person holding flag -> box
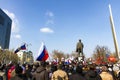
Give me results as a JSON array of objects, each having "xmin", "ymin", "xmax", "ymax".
[{"xmin": 32, "ymin": 42, "xmax": 49, "ymax": 80}]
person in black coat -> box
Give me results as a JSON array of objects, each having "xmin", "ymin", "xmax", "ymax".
[
  {"xmin": 85, "ymin": 65, "xmax": 102, "ymax": 80},
  {"xmin": 69, "ymin": 65, "xmax": 86, "ymax": 80},
  {"xmin": 10, "ymin": 65, "xmax": 24, "ymax": 80}
]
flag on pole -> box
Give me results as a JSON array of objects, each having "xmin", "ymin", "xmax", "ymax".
[
  {"xmin": 14, "ymin": 48, "xmax": 20, "ymax": 53},
  {"xmin": 20, "ymin": 44, "xmax": 26, "ymax": 50},
  {"xmin": 36, "ymin": 42, "xmax": 49, "ymax": 61},
  {"xmin": 14, "ymin": 44, "xmax": 26, "ymax": 53}
]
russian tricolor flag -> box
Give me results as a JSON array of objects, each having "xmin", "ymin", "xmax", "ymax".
[
  {"xmin": 36, "ymin": 42, "xmax": 49, "ymax": 61},
  {"xmin": 20, "ymin": 44, "xmax": 26, "ymax": 50},
  {"xmin": 14, "ymin": 44, "xmax": 26, "ymax": 53}
]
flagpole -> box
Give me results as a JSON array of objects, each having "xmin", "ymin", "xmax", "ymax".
[
  {"xmin": 109, "ymin": 4, "xmax": 120, "ymax": 60},
  {"xmin": 48, "ymin": 53, "xmax": 52, "ymax": 62}
]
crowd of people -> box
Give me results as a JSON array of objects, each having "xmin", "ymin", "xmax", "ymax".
[{"xmin": 0, "ymin": 60, "xmax": 120, "ymax": 80}]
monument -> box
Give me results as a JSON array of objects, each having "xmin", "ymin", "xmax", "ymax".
[
  {"xmin": 109, "ymin": 4, "xmax": 120, "ymax": 60},
  {"xmin": 76, "ymin": 39, "xmax": 84, "ymax": 61}
]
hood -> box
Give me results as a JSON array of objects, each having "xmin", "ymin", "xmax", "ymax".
[{"xmin": 36, "ymin": 66, "xmax": 46, "ymax": 73}]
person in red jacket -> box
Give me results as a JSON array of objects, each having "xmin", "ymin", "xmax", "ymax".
[{"xmin": 8, "ymin": 66, "xmax": 15, "ymax": 80}]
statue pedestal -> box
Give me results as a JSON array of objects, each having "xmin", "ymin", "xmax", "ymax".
[
  {"xmin": 76, "ymin": 52, "xmax": 84, "ymax": 62},
  {"xmin": 78, "ymin": 56, "xmax": 84, "ymax": 62},
  {"xmin": 78, "ymin": 57, "xmax": 83, "ymax": 61}
]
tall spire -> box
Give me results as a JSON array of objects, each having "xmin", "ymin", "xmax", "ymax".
[{"xmin": 109, "ymin": 4, "xmax": 120, "ymax": 59}]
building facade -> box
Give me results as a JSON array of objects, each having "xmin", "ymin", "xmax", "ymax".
[
  {"xmin": 0, "ymin": 8, "xmax": 12, "ymax": 49},
  {"xmin": 17, "ymin": 51, "xmax": 34, "ymax": 64}
]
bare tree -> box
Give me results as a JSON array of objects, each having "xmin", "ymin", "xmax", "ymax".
[
  {"xmin": 0, "ymin": 49, "xmax": 19, "ymax": 64},
  {"xmin": 92, "ymin": 45, "xmax": 111, "ymax": 64},
  {"xmin": 52, "ymin": 50, "xmax": 65, "ymax": 62}
]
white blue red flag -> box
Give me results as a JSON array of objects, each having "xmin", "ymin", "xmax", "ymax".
[
  {"xmin": 14, "ymin": 44, "xmax": 26, "ymax": 53},
  {"xmin": 36, "ymin": 42, "xmax": 49, "ymax": 61}
]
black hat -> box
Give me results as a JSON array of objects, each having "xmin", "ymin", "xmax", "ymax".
[
  {"xmin": 41, "ymin": 61, "xmax": 47, "ymax": 67},
  {"xmin": 15, "ymin": 65, "xmax": 23, "ymax": 74}
]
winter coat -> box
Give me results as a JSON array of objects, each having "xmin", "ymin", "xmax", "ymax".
[
  {"xmin": 10, "ymin": 74, "xmax": 24, "ymax": 80},
  {"xmin": 32, "ymin": 66, "xmax": 49, "ymax": 80},
  {"xmin": 69, "ymin": 73, "xmax": 86, "ymax": 80},
  {"xmin": 100, "ymin": 71, "xmax": 113, "ymax": 80},
  {"xmin": 51, "ymin": 69, "xmax": 68, "ymax": 80},
  {"xmin": 85, "ymin": 70, "xmax": 102, "ymax": 80}
]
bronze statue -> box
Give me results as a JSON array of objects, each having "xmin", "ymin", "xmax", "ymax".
[{"xmin": 76, "ymin": 39, "xmax": 84, "ymax": 57}]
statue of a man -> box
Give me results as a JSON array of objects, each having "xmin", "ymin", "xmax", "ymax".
[{"xmin": 76, "ymin": 39, "xmax": 84, "ymax": 56}]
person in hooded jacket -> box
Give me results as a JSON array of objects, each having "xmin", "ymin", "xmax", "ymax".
[
  {"xmin": 85, "ymin": 65, "xmax": 102, "ymax": 80},
  {"xmin": 32, "ymin": 61, "xmax": 49, "ymax": 80}
]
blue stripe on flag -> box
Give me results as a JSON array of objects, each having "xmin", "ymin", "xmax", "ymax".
[{"xmin": 36, "ymin": 48, "xmax": 45, "ymax": 61}]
